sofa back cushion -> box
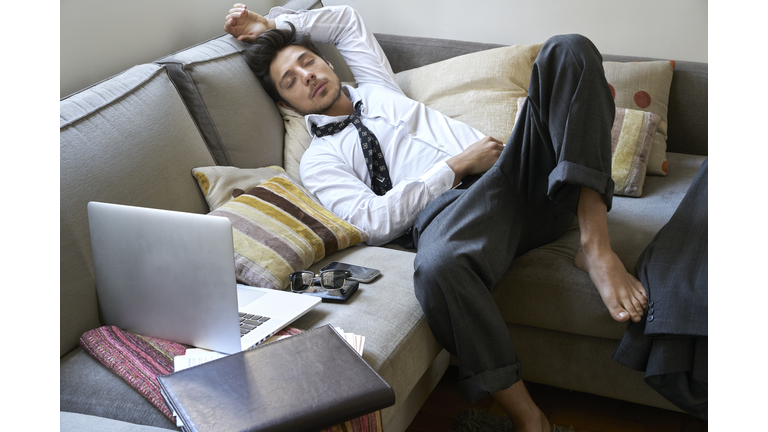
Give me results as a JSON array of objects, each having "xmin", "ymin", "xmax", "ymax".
[
  {"xmin": 156, "ymin": 36, "xmax": 286, "ymax": 168},
  {"xmin": 60, "ymin": 64, "xmax": 216, "ymax": 356}
]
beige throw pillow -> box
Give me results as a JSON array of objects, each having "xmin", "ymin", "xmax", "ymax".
[
  {"xmin": 192, "ymin": 166, "xmax": 286, "ymax": 211},
  {"xmin": 279, "ymin": 105, "xmax": 312, "ymax": 185},
  {"xmin": 395, "ymin": 43, "xmax": 543, "ymax": 145}
]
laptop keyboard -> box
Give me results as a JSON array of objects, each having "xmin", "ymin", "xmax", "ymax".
[{"xmin": 239, "ymin": 313, "xmax": 271, "ymax": 337}]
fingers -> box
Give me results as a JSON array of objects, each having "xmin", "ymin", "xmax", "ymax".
[
  {"xmin": 238, "ymin": 34, "xmax": 259, "ymax": 43},
  {"xmin": 225, "ymin": 4, "xmax": 247, "ymax": 25},
  {"xmin": 225, "ymin": 10, "xmax": 244, "ymax": 23}
]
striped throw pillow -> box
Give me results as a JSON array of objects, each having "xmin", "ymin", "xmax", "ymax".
[
  {"xmin": 611, "ymin": 108, "xmax": 660, "ymax": 197},
  {"xmin": 208, "ymin": 174, "xmax": 369, "ymax": 290}
]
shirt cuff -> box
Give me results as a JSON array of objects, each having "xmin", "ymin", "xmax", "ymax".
[{"xmin": 420, "ymin": 161, "xmax": 455, "ymax": 199}]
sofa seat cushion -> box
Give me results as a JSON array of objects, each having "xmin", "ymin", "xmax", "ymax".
[
  {"xmin": 60, "ymin": 349, "xmax": 177, "ymax": 430},
  {"xmin": 492, "ymin": 152, "xmax": 707, "ymax": 340},
  {"xmin": 61, "ymin": 412, "xmax": 172, "ymax": 432},
  {"xmin": 290, "ymin": 245, "xmax": 443, "ymax": 427}
]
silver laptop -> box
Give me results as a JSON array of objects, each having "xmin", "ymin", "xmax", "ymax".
[{"xmin": 87, "ymin": 201, "xmax": 320, "ymax": 354}]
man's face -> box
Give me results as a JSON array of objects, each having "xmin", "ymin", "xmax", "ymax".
[{"xmin": 269, "ymin": 45, "xmax": 342, "ymax": 116}]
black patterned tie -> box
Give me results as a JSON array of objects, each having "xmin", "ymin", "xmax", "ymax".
[{"xmin": 311, "ymin": 100, "xmax": 393, "ymax": 196}]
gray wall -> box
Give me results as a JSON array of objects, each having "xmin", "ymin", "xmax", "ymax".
[
  {"xmin": 324, "ymin": 0, "xmax": 707, "ymax": 63},
  {"xmin": 60, "ymin": 0, "xmax": 707, "ymax": 98},
  {"xmin": 60, "ymin": 0, "xmax": 283, "ymax": 98}
]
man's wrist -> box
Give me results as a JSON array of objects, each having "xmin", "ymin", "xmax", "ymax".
[{"xmin": 445, "ymin": 156, "xmax": 467, "ymax": 188}]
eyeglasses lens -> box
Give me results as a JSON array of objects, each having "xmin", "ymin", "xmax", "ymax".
[
  {"xmin": 290, "ymin": 271, "xmax": 314, "ymax": 292},
  {"xmin": 321, "ymin": 270, "xmax": 347, "ymax": 290}
]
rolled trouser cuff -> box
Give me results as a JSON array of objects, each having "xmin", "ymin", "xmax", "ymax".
[
  {"xmin": 549, "ymin": 160, "xmax": 615, "ymax": 212},
  {"xmin": 457, "ymin": 361, "xmax": 522, "ymax": 403}
]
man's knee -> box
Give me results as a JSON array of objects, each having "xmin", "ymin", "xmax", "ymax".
[
  {"xmin": 539, "ymin": 33, "xmax": 602, "ymax": 68},
  {"xmin": 543, "ymin": 34, "xmax": 594, "ymax": 52},
  {"xmin": 412, "ymin": 249, "xmax": 453, "ymax": 305}
]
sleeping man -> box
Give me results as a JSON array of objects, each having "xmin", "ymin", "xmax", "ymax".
[{"xmin": 224, "ymin": 4, "xmax": 648, "ymax": 431}]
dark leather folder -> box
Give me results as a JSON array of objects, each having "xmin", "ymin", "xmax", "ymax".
[{"xmin": 157, "ymin": 324, "xmax": 395, "ymax": 432}]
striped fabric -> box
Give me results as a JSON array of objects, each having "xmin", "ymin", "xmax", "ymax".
[
  {"xmin": 79, "ymin": 326, "xmax": 188, "ymax": 421},
  {"xmin": 209, "ymin": 174, "xmax": 369, "ymax": 290},
  {"xmin": 79, "ymin": 326, "xmax": 382, "ymax": 431},
  {"xmin": 611, "ymin": 108, "xmax": 661, "ymax": 197}
]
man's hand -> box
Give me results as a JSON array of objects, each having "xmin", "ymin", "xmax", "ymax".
[
  {"xmin": 446, "ymin": 136, "xmax": 505, "ymax": 187},
  {"xmin": 224, "ymin": 3, "xmax": 276, "ymax": 43}
]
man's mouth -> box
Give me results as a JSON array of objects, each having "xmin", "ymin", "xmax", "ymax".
[{"xmin": 312, "ymin": 81, "xmax": 328, "ymax": 98}]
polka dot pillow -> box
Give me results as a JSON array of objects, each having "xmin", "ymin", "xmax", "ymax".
[{"xmin": 603, "ymin": 61, "xmax": 675, "ymax": 176}]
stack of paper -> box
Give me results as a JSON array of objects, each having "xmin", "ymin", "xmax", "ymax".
[{"xmin": 334, "ymin": 327, "xmax": 365, "ymax": 356}]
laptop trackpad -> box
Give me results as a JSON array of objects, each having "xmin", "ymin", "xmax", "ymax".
[{"xmin": 236, "ymin": 286, "xmax": 268, "ymax": 308}]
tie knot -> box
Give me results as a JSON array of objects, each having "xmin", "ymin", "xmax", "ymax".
[{"xmin": 311, "ymin": 101, "xmax": 366, "ymax": 138}]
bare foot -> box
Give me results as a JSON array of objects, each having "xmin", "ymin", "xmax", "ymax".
[
  {"xmin": 575, "ymin": 245, "xmax": 647, "ymax": 322},
  {"xmin": 493, "ymin": 381, "xmax": 551, "ymax": 432}
]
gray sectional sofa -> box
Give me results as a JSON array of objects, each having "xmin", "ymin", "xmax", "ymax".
[{"xmin": 60, "ymin": 0, "xmax": 707, "ymax": 430}]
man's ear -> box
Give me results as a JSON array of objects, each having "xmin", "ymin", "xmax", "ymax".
[
  {"xmin": 277, "ymin": 101, "xmax": 297, "ymax": 112},
  {"xmin": 324, "ymin": 57, "xmax": 334, "ymax": 71}
]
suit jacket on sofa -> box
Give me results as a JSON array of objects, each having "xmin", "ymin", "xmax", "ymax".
[{"xmin": 613, "ymin": 158, "xmax": 708, "ymax": 420}]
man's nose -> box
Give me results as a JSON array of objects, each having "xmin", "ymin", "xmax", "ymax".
[{"xmin": 301, "ymin": 70, "xmax": 316, "ymax": 86}]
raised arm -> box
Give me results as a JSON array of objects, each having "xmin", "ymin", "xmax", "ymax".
[
  {"xmin": 269, "ymin": 5, "xmax": 401, "ymax": 92},
  {"xmin": 224, "ymin": 3, "xmax": 275, "ymax": 43}
]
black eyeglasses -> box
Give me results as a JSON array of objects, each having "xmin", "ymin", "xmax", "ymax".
[{"xmin": 289, "ymin": 270, "xmax": 352, "ymax": 294}]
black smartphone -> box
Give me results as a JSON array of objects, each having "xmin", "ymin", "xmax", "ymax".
[{"xmin": 320, "ymin": 261, "xmax": 382, "ymax": 283}]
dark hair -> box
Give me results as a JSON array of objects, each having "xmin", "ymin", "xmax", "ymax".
[{"xmin": 243, "ymin": 22, "xmax": 325, "ymax": 104}]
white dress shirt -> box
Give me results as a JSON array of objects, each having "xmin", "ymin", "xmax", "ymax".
[{"xmin": 273, "ymin": 6, "xmax": 486, "ymax": 245}]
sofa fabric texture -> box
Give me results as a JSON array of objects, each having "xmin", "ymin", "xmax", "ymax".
[{"xmin": 60, "ymin": 1, "xmax": 707, "ymax": 430}]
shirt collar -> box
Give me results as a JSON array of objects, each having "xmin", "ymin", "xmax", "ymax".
[{"xmin": 305, "ymin": 85, "xmax": 362, "ymax": 138}]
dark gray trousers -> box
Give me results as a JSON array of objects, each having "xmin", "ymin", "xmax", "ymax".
[{"xmin": 411, "ymin": 34, "xmax": 616, "ymax": 402}]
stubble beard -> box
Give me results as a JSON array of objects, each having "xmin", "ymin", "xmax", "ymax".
[{"xmin": 294, "ymin": 78, "xmax": 343, "ymax": 117}]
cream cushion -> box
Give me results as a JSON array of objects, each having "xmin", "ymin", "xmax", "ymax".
[
  {"xmin": 192, "ymin": 165, "xmax": 285, "ymax": 210},
  {"xmin": 395, "ymin": 43, "xmax": 543, "ymax": 144},
  {"xmin": 280, "ymin": 105, "xmax": 313, "ymax": 184}
]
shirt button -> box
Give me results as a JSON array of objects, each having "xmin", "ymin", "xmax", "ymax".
[
  {"xmin": 647, "ymin": 315, "xmax": 654, "ymax": 322},
  {"xmin": 649, "ymin": 301, "xmax": 654, "ymax": 308},
  {"xmin": 648, "ymin": 308, "xmax": 654, "ymax": 314}
]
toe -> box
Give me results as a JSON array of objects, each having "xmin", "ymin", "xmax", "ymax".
[{"xmin": 613, "ymin": 308, "xmax": 630, "ymax": 323}]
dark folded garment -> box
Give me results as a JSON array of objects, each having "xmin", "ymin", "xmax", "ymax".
[{"xmin": 157, "ymin": 324, "xmax": 395, "ymax": 432}]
